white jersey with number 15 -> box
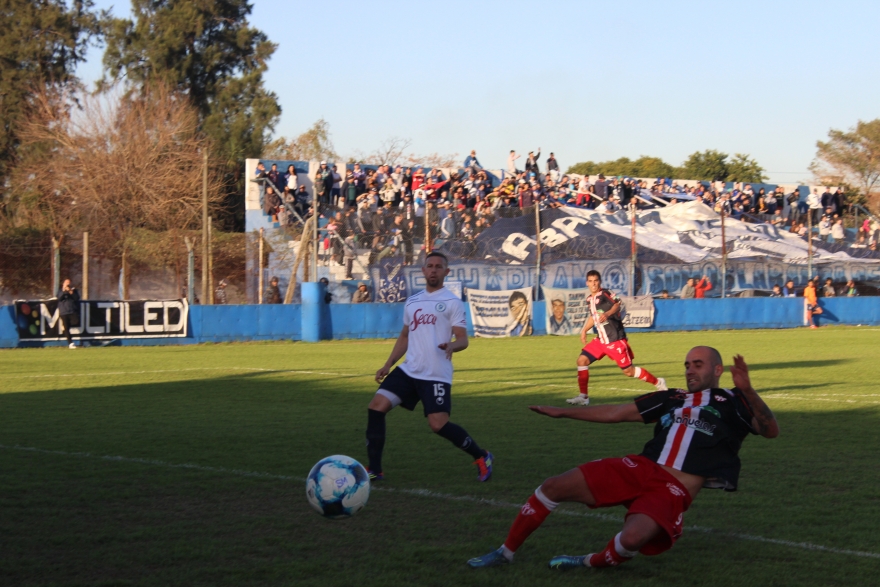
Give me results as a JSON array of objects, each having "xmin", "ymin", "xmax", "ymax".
[{"xmin": 398, "ymin": 287, "xmax": 467, "ymax": 384}]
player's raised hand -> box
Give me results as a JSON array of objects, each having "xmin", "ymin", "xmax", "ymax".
[
  {"xmin": 375, "ymin": 366, "xmax": 390, "ymax": 384},
  {"xmin": 529, "ymin": 405, "xmax": 564, "ymax": 418},
  {"xmin": 438, "ymin": 342, "xmax": 454, "ymax": 360},
  {"xmin": 729, "ymin": 354, "xmax": 752, "ymax": 390}
]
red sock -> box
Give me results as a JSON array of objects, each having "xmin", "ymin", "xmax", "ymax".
[
  {"xmin": 633, "ymin": 366, "xmax": 658, "ymax": 386},
  {"xmin": 577, "ymin": 367, "xmax": 589, "ymax": 396},
  {"xmin": 503, "ymin": 489, "xmax": 557, "ymax": 553},
  {"xmin": 588, "ymin": 533, "xmax": 637, "ymax": 568}
]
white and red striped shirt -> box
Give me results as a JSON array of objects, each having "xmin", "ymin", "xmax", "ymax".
[{"xmin": 636, "ymin": 387, "xmax": 757, "ymax": 491}]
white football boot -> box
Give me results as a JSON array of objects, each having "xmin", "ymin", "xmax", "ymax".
[{"xmin": 566, "ymin": 395, "xmax": 590, "ymax": 406}]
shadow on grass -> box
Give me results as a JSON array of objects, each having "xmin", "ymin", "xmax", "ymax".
[{"xmin": 746, "ymin": 359, "xmax": 856, "ymax": 371}]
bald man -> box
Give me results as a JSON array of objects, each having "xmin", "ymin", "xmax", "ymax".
[{"xmin": 468, "ymin": 346, "xmax": 779, "ymax": 570}]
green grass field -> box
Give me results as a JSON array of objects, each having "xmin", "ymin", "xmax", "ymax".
[{"xmin": 2, "ymin": 328, "xmax": 880, "ymax": 586}]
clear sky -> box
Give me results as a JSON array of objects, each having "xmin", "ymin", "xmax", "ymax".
[{"xmin": 77, "ymin": 0, "xmax": 880, "ymax": 183}]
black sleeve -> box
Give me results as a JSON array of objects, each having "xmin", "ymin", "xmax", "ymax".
[
  {"xmin": 634, "ymin": 390, "xmax": 675, "ymax": 423},
  {"xmin": 731, "ymin": 387, "xmax": 758, "ymax": 435}
]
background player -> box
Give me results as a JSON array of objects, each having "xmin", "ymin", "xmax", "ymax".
[
  {"xmin": 365, "ymin": 251, "xmax": 494, "ymax": 482},
  {"xmin": 468, "ymin": 347, "xmax": 779, "ymax": 570},
  {"xmin": 566, "ymin": 270, "xmax": 665, "ymax": 405}
]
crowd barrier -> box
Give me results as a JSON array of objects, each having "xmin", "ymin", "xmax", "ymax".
[{"xmin": 0, "ymin": 297, "xmax": 878, "ymax": 348}]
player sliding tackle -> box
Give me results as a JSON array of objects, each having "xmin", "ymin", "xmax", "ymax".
[
  {"xmin": 567, "ymin": 270, "xmax": 666, "ymax": 406},
  {"xmin": 468, "ymin": 347, "xmax": 778, "ymax": 570},
  {"xmin": 365, "ymin": 252, "xmax": 494, "ymax": 482}
]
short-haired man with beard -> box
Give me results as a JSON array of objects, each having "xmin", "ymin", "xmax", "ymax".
[
  {"xmin": 365, "ymin": 252, "xmax": 494, "ymax": 482},
  {"xmin": 468, "ymin": 347, "xmax": 778, "ymax": 570}
]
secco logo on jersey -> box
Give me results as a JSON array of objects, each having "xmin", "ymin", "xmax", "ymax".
[
  {"xmin": 622, "ymin": 457, "xmax": 638, "ymax": 468},
  {"xmin": 410, "ymin": 309, "xmax": 437, "ymax": 331},
  {"xmin": 667, "ymin": 483, "xmax": 686, "ymax": 497}
]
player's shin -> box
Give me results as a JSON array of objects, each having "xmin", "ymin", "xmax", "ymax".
[
  {"xmin": 501, "ymin": 487, "xmax": 558, "ymax": 558},
  {"xmin": 632, "ymin": 366, "xmax": 658, "ymax": 386},
  {"xmin": 436, "ymin": 422, "xmax": 485, "ymax": 460},
  {"xmin": 366, "ymin": 409, "xmax": 386, "ymax": 473},
  {"xmin": 587, "ymin": 533, "xmax": 638, "ymax": 568},
  {"xmin": 577, "ymin": 366, "xmax": 589, "ymax": 396}
]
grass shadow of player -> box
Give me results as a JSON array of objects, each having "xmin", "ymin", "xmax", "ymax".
[{"xmin": 746, "ymin": 358, "xmax": 854, "ymax": 371}]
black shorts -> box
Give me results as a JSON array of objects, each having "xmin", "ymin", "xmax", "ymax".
[{"xmin": 378, "ymin": 367, "xmax": 452, "ymax": 416}]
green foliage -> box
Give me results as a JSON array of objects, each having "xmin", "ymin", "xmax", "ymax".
[
  {"xmin": 811, "ymin": 119, "xmax": 880, "ymax": 204},
  {"xmin": 1, "ymin": 330, "xmax": 879, "ymax": 586},
  {"xmin": 0, "ymin": 0, "xmax": 102, "ymax": 194},
  {"xmin": 567, "ymin": 151, "xmax": 767, "ymax": 183},
  {"xmin": 566, "ymin": 156, "xmax": 676, "ymax": 178}
]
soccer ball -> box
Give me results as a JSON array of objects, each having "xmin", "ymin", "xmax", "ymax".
[{"xmin": 306, "ymin": 455, "xmax": 371, "ymax": 519}]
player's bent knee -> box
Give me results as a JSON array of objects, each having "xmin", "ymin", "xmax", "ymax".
[
  {"xmin": 622, "ymin": 366, "xmax": 635, "ymax": 377},
  {"xmin": 368, "ymin": 393, "xmax": 393, "ymax": 412},
  {"xmin": 427, "ymin": 413, "xmax": 449, "ymax": 433}
]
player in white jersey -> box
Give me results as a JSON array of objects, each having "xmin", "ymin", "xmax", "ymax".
[{"xmin": 365, "ymin": 251, "xmax": 494, "ymax": 482}]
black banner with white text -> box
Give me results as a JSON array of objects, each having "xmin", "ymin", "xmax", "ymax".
[{"xmin": 15, "ymin": 299, "xmax": 188, "ymax": 340}]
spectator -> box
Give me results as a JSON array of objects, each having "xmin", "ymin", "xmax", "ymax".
[
  {"xmin": 57, "ymin": 278, "xmax": 80, "ymax": 348},
  {"xmin": 316, "ymin": 161, "xmax": 334, "ymax": 206},
  {"xmin": 464, "ymin": 150, "xmax": 482, "ymax": 171},
  {"xmin": 284, "ymin": 164, "xmax": 298, "ymax": 193},
  {"xmin": 659, "ymin": 290, "xmax": 671, "ymax": 299},
  {"xmin": 252, "ymin": 161, "xmax": 268, "ymax": 208},
  {"xmin": 319, "ymin": 277, "xmax": 332, "ymax": 303},
  {"xmin": 807, "ymin": 188, "xmax": 822, "ymax": 225},
  {"xmin": 507, "ymin": 150, "xmax": 520, "ymax": 175},
  {"xmin": 680, "ymin": 278, "xmax": 696, "ymax": 299},
  {"xmin": 818, "ymin": 215, "xmax": 832, "ymax": 241},
  {"xmin": 546, "ymin": 152, "xmax": 559, "ymax": 182},
  {"xmin": 524, "ymin": 149, "xmax": 541, "ymax": 177},
  {"xmin": 268, "ymin": 163, "xmax": 283, "ymax": 193},
  {"xmin": 215, "ymin": 279, "xmax": 228, "ymax": 305},
  {"xmin": 822, "ymin": 278, "xmax": 836, "ymax": 297},
  {"xmin": 594, "ymin": 174, "xmax": 608, "ymax": 200},
  {"xmin": 265, "ymin": 276, "xmax": 282, "ymax": 304},
  {"xmin": 786, "ymin": 189, "xmax": 801, "ymax": 223},
  {"xmin": 331, "ymin": 164, "xmax": 342, "ymax": 207},
  {"xmin": 263, "ymin": 185, "xmax": 281, "ymax": 217},
  {"xmin": 783, "ymin": 279, "xmax": 797, "ymax": 297},
  {"xmin": 844, "ymin": 279, "xmax": 859, "ymax": 297},
  {"xmin": 694, "ymin": 275, "xmax": 712, "ymax": 298},
  {"xmin": 352, "ymin": 282, "xmax": 371, "ymax": 303},
  {"xmin": 770, "ymin": 284, "xmax": 782, "ymax": 297},
  {"xmin": 831, "ymin": 218, "xmax": 845, "ymax": 242},
  {"xmin": 343, "ymin": 235, "xmax": 357, "ymax": 279}
]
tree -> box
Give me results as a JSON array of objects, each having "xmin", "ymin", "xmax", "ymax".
[
  {"xmin": 263, "ymin": 119, "xmax": 339, "ymax": 162},
  {"xmin": 5, "ymin": 84, "xmax": 223, "ymax": 271},
  {"xmin": 677, "ymin": 149, "xmax": 766, "ymax": 183},
  {"xmin": 102, "ymin": 0, "xmax": 280, "ymax": 230},
  {"xmin": 0, "ymin": 0, "xmax": 102, "ymax": 194},
  {"xmin": 811, "ymin": 119, "xmax": 880, "ymax": 208},
  {"xmin": 567, "ymin": 156, "xmax": 676, "ymax": 178},
  {"xmin": 726, "ymin": 153, "xmax": 767, "ymax": 183}
]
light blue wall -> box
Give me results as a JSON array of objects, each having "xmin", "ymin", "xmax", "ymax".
[{"xmin": 1, "ymin": 297, "xmax": 878, "ymax": 348}]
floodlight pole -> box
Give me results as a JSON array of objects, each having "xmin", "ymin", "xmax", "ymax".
[
  {"xmin": 82, "ymin": 231, "xmax": 89, "ymax": 299},
  {"xmin": 201, "ymin": 150, "xmax": 209, "ymax": 305},
  {"xmin": 630, "ymin": 202, "xmax": 637, "ymax": 297},
  {"xmin": 258, "ymin": 227, "xmax": 264, "ymax": 303},
  {"xmin": 535, "ymin": 200, "xmax": 541, "ymax": 296},
  {"xmin": 807, "ymin": 210, "xmax": 813, "ymax": 280},
  {"xmin": 720, "ymin": 207, "xmax": 727, "ymax": 299}
]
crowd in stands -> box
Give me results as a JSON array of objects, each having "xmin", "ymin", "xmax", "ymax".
[{"xmin": 252, "ymin": 150, "xmax": 880, "ymax": 272}]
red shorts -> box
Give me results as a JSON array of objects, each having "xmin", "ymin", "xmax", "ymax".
[
  {"xmin": 581, "ymin": 338, "xmax": 634, "ymax": 369},
  {"xmin": 578, "ymin": 455, "xmax": 692, "ymax": 555}
]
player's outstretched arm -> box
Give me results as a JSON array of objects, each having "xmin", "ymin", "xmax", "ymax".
[
  {"xmin": 529, "ymin": 403, "xmax": 643, "ymax": 423},
  {"xmin": 376, "ymin": 325, "xmax": 409, "ymax": 383},
  {"xmin": 730, "ymin": 354, "xmax": 779, "ymax": 439}
]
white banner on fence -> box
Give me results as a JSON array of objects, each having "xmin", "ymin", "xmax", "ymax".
[
  {"xmin": 468, "ymin": 287, "xmax": 533, "ymax": 338},
  {"xmin": 543, "ymin": 287, "xmax": 655, "ymax": 334},
  {"xmin": 620, "ymin": 295, "xmax": 655, "ymax": 329}
]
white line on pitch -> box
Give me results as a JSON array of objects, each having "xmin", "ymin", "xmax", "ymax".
[{"xmin": 2, "ymin": 444, "xmax": 877, "ymax": 561}]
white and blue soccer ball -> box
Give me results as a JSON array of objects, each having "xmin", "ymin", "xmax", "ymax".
[{"xmin": 306, "ymin": 455, "xmax": 371, "ymax": 519}]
